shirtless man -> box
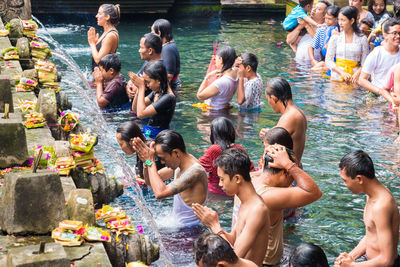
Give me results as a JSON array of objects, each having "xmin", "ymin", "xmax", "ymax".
[
  {"xmin": 259, "ymin": 77, "xmax": 307, "ymax": 163},
  {"xmin": 335, "ymin": 150, "xmax": 399, "ymax": 267},
  {"xmin": 132, "ymin": 130, "xmax": 208, "ymax": 226},
  {"xmin": 192, "ymin": 148, "xmax": 270, "ymax": 266},
  {"xmin": 234, "ymin": 139, "xmax": 322, "ymax": 266}
]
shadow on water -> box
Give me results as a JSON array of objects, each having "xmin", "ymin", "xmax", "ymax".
[
  {"xmin": 33, "ymin": 13, "xmax": 400, "ymax": 266},
  {"xmin": 32, "ymin": 15, "xmax": 174, "ymax": 266}
]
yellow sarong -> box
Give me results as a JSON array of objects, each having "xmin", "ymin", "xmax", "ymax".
[{"xmin": 335, "ymin": 58, "xmax": 359, "ymax": 76}]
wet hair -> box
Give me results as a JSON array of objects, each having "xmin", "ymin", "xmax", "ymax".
[
  {"xmin": 339, "ymin": 6, "xmax": 361, "ymax": 34},
  {"xmin": 300, "ymin": 0, "xmax": 313, "ymax": 7},
  {"xmin": 116, "ymin": 120, "xmax": 145, "ymax": 143},
  {"xmin": 194, "ymin": 233, "xmax": 239, "ymax": 266},
  {"xmin": 339, "ymin": 150, "xmax": 375, "ymax": 179},
  {"xmin": 210, "ymin": 117, "xmax": 236, "ymax": 151},
  {"xmin": 360, "ymin": 18, "xmax": 374, "ymax": 28},
  {"xmin": 100, "ymin": 4, "xmax": 120, "ymax": 26},
  {"xmin": 152, "ymin": 19, "xmax": 173, "ymax": 42},
  {"xmin": 290, "ymin": 243, "xmax": 329, "ymax": 267},
  {"xmin": 325, "ymin": 5, "xmax": 340, "ymax": 17},
  {"xmin": 143, "ymin": 33, "xmax": 162, "ymax": 55},
  {"xmin": 143, "ymin": 60, "xmax": 169, "ymax": 95},
  {"xmin": 383, "ymin": 18, "xmax": 400, "ymax": 34},
  {"xmin": 216, "ymin": 147, "xmax": 251, "ymax": 182},
  {"xmin": 318, "ymin": 0, "xmax": 332, "ymax": 8},
  {"xmin": 154, "ymin": 130, "xmax": 186, "ymax": 154},
  {"xmin": 216, "ymin": 46, "xmax": 237, "ymax": 74},
  {"xmin": 98, "ymin": 53, "xmax": 121, "ymax": 72},
  {"xmin": 241, "ymin": 52, "xmax": 258, "ymax": 72},
  {"xmin": 266, "ymin": 77, "xmax": 293, "ymax": 107},
  {"xmin": 263, "ymin": 127, "xmax": 293, "ymax": 150},
  {"xmin": 263, "ymin": 148, "xmax": 295, "ymax": 174},
  {"xmin": 368, "ymin": 0, "xmax": 387, "ymax": 14}
]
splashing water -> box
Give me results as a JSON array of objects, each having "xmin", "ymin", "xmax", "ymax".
[{"xmin": 32, "ymin": 15, "xmax": 173, "ymax": 266}]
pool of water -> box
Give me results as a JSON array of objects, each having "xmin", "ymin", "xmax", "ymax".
[{"xmin": 35, "ymin": 14, "xmax": 400, "ymax": 266}]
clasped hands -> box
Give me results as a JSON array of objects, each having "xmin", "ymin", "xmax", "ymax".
[
  {"xmin": 87, "ymin": 27, "xmax": 99, "ymax": 45},
  {"xmin": 130, "ymin": 137, "xmax": 155, "ymax": 163},
  {"xmin": 126, "ymin": 72, "xmax": 145, "ymax": 99},
  {"xmin": 334, "ymin": 252, "xmax": 354, "ymax": 267}
]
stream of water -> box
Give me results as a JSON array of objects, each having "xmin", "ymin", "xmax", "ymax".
[{"xmin": 34, "ymin": 13, "xmax": 400, "ymax": 266}]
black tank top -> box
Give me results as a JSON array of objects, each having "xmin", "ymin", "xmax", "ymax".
[{"xmin": 91, "ymin": 29, "xmax": 118, "ymax": 71}]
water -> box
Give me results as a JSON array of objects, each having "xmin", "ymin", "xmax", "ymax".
[{"xmin": 34, "ymin": 14, "xmax": 400, "ymax": 266}]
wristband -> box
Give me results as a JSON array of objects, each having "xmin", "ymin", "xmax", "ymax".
[
  {"xmin": 145, "ymin": 160, "xmax": 153, "ymax": 167},
  {"xmin": 286, "ymin": 162, "xmax": 297, "ymax": 173}
]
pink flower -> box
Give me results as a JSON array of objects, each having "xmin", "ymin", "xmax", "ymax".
[
  {"xmin": 137, "ymin": 225, "xmax": 143, "ymax": 234},
  {"xmin": 60, "ymin": 112, "xmax": 65, "ymax": 117}
]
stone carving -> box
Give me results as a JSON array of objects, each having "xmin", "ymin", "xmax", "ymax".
[{"xmin": 0, "ymin": 0, "xmax": 31, "ymax": 22}]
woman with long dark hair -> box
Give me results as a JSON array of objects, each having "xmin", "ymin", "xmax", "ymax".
[
  {"xmin": 325, "ymin": 6, "xmax": 369, "ymax": 84},
  {"xmin": 152, "ymin": 19, "xmax": 181, "ymax": 91},
  {"xmin": 88, "ymin": 4, "xmax": 120, "ymax": 71},
  {"xmin": 199, "ymin": 117, "xmax": 252, "ymax": 195},
  {"xmin": 197, "ymin": 46, "xmax": 238, "ymax": 110},
  {"xmin": 129, "ymin": 60, "xmax": 176, "ymax": 139},
  {"xmin": 116, "ymin": 121, "xmax": 147, "ymax": 178}
]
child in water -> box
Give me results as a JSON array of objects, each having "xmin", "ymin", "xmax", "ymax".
[
  {"xmin": 309, "ymin": 5, "xmax": 340, "ymax": 69},
  {"xmin": 236, "ymin": 53, "xmax": 263, "ymax": 111},
  {"xmin": 282, "ymin": 0, "xmax": 320, "ymax": 31}
]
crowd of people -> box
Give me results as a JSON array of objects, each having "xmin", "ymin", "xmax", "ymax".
[{"xmin": 87, "ymin": 2, "xmax": 400, "ymax": 267}]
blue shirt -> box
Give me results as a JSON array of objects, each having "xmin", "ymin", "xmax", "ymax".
[
  {"xmin": 282, "ymin": 5, "xmax": 308, "ymax": 31},
  {"xmin": 312, "ymin": 25, "xmax": 339, "ymax": 57}
]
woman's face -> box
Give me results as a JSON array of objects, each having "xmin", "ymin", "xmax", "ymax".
[
  {"xmin": 142, "ymin": 72, "xmax": 161, "ymax": 92},
  {"xmin": 96, "ymin": 7, "xmax": 109, "ymax": 27},
  {"xmin": 338, "ymin": 13, "xmax": 354, "ymax": 32},
  {"xmin": 215, "ymin": 55, "xmax": 223, "ymax": 70},
  {"xmin": 372, "ymin": 0, "xmax": 385, "ymax": 15},
  {"xmin": 325, "ymin": 13, "xmax": 336, "ymax": 26},
  {"xmin": 116, "ymin": 133, "xmax": 135, "ymax": 155}
]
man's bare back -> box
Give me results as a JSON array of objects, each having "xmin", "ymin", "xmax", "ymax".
[{"xmin": 277, "ymin": 104, "xmax": 307, "ymax": 162}]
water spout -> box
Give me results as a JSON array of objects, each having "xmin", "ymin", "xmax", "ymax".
[{"xmin": 32, "ymin": 15, "xmax": 173, "ymax": 266}]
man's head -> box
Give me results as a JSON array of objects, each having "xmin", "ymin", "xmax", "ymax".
[
  {"xmin": 265, "ymin": 77, "xmax": 292, "ymax": 112},
  {"xmin": 263, "ymin": 127, "xmax": 294, "ymax": 149},
  {"xmin": 300, "ymin": 0, "xmax": 314, "ymax": 12},
  {"xmin": 98, "ymin": 53, "xmax": 121, "ymax": 81},
  {"xmin": 311, "ymin": 0, "xmax": 331, "ymax": 23},
  {"xmin": 154, "ymin": 130, "xmax": 186, "ymax": 169},
  {"xmin": 339, "ymin": 150, "xmax": 375, "ymax": 194},
  {"xmin": 239, "ymin": 53, "xmax": 258, "ymax": 77},
  {"xmin": 383, "ymin": 18, "xmax": 400, "ymax": 46},
  {"xmin": 139, "ymin": 33, "xmax": 162, "ymax": 61},
  {"xmin": 216, "ymin": 148, "xmax": 251, "ymax": 196},
  {"xmin": 194, "ymin": 233, "xmax": 239, "ymax": 267}
]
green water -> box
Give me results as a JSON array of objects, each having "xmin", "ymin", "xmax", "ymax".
[{"xmin": 36, "ymin": 14, "xmax": 400, "ymax": 266}]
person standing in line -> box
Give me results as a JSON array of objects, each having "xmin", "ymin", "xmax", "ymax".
[
  {"xmin": 152, "ymin": 19, "xmax": 182, "ymax": 91},
  {"xmin": 335, "ymin": 150, "xmax": 399, "ymax": 267},
  {"xmin": 88, "ymin": 4, "xmax": 120, "ymax": 72}
]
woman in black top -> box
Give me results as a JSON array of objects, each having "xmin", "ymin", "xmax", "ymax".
[
  {"xmin": 129, "ymin": 60, "xmax": 176, "ymax": 139},
  {"xmin": 88, "ymin": 4, "xmax": 120, "ymax": 71},
  {"xmin": 151, "ymin": 19, "xmax": 181, "ymax": 91}
]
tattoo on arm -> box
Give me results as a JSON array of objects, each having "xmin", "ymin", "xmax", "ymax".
[{"xmin": 169, "ymin": 167, "xmax": 205, "ymax": 195}]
